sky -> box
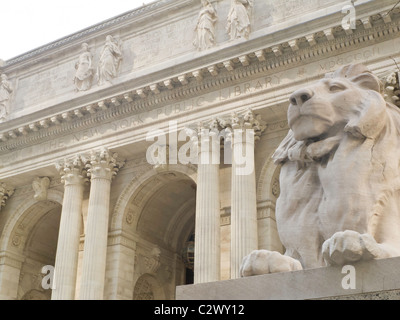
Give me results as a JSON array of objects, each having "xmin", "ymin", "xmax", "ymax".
[{"xmin": 1, "ymin": 0, "xmax": 151, "ymax": 61}]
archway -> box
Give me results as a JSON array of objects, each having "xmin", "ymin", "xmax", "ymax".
[
  {"xmin": 107, "ymin": 165, "xmax": 197, "ymax": 300},
  {"xmin": 257, "ymin": 153, "xmax": 284, "ymax": 253},
  {"xmin": 0, "ymin": 190, "xmax": 63, "ymax": 300}
]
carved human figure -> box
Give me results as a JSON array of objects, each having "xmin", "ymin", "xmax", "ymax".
[
  {"xmin": 97, "ymin": 35, "xmax": 123, "ymax": 86},
  {"xmin": 226, "ymin": 0, "xmax": 252, "ymax": 40},
  {"xmin": 193, "ymin": 0, "xmax": 217, "ymax": 51},
  {"xmin": 241, "ymin": 64, "xmax": 400, "ymax": 277},
  {"xmin": 0, "ymin": 74, "xmax": 13, "ymax": 122},
  {"xmin": 74, "ymin": 43, "xmax": 94, "ymax": 91}
]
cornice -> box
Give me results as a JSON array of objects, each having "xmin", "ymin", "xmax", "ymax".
[{"xmin": 0, "ymin": 8, "xmax": 399, "ymax": 154}]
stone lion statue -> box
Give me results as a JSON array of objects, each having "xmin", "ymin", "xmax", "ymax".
[{"xmin": 241, "ymin": 64, "xmax": 400, "ymax": 276}]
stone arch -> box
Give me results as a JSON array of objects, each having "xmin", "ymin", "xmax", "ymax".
[
  {"xmin": 0, "ymin": 189, "xmax": 64, "ymax": 254},
  {"xmin": 110, "ymin": 163, "xmax": 197, "ymax": 233},
  {"xmin": 257, "ymin": 152, "xmax": 281, "ymax": 203},
  {"xmin": 256, "ymin": 152, "xmax": 284, "ymax": 252},
  {"xmin": 0, "ymin": 189, "xmax": 64, "ymax": 300},
  {"xmin": 106, "ymin": 164, "xmax": 197, "ymax": 300}
]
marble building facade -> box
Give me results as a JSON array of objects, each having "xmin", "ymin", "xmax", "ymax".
[{"xmin": 0, "ymin": 0, "xmax": 399, "ymax": 300}]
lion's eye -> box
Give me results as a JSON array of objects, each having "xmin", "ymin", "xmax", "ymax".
[{"xmin": 329, "ymin": 84, "xmax": 345, "ymax": 92}]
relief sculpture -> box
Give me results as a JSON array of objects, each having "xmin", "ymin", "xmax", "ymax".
[
  {"xmin": 74, "ymin": 43, "xmax": 94, "ymax": 91},
  {"xmin": 0, "ymin": 74, "xmax": 13, "ymax": 123},
  {"xmin": 97, "ymin": 35, "xmax": 123, "ymax": 86},
  {"xmin": 193, "ymin": 0, "xmax": 217, "ymax": 51},
  {"xmin": 226, "ymin": 0, "xmax": 252, "ymax": 40},
  {"xmin": 241, "ymin": 64, "xmax": 400, "ymax": 276}
]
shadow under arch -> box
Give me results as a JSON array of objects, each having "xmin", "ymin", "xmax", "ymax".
[
  {"xmin": 106, "ymin": 164, "xmax": 197, "ymax": 300},
  {"xmin": 110, "ymin": 163, "xmax": 197, "ymax": 234},
  {"xmin": 0, "ymin": 189, "xmax": 64, "ymax": 300},
  {"xmin": 0, "ymin": 189, "xmax": 64, "ymax": 253}
]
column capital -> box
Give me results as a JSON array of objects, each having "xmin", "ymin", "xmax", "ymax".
[
  {"xmin": 55, "ymin": 155, "xmax": 89, "ymax": 186},
  {"xmin": 84, "ymin": 148, "xmax": 125, "ymax": 181},
  {"xmin": 0, "ymin": 182, "xmax": 15, "ymax": 211},
  {"xmin": 231, "ymin": 108, "xmax": 266, "ymax": 140}
]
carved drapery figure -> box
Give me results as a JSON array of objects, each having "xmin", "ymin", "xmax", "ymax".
[
  {"xmin": 241, "ymin": 64, "xmax": 400, "ymax": 277},
  {"xmin": 193, "ymin": 0, "xmax": 217, "ymax": 51},
  {"xmin": 0, "ymin": 74, "xmax": 13, "ymax": 122},
  {"xmin": 74, "ymin": 43, "xmax": 94, "ymax": 91},
  {"xmin": 97, "ymin": 35, "xmax": 123, "ymax": 86},
  {"xmin": 226, "ymin": 0, "xmax": 252, "ymax": 40}
]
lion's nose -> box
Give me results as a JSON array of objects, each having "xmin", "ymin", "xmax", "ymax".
[{"xmin": 289, "ymin": 89, "xmax": 314, "ymax": 106}]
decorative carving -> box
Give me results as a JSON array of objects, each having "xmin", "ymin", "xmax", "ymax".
[
  {"xmin": 229, "ymin": 108, "xmax": 266, "ymax": 140},
  {"xmin": 133, "ymin": 276, "xmax": 154, "ymax": 300},
  {"xmin": 74, "ymin": 43, "xmax": 94, "ymax": 91},
  {"xmin": 97, "ymin": 35, "xmax": 123, "ymax": 86},
  {"xmin": 241, "ymin": 64, "xmax": 400, "ymax": 277},
  {"xmin": 32, "ymin": 177, "xmax": 51, "ymax": 201},
  {"xmin": 126, "ymin": 210, "xmax": 135, "ymax": 224},
  {"xmin": 271, "ymin": 178, "xmax": 280, "ymax": 199},
  {"xmin": 226, "ymin": 0, "xmax": 252, "ymax": 40},
  {"xmin": 11, "ymin": 234, "xmax": 21, "ymax": 247},
  {"xmin": 55, "ymin": 155, "xmax": 89, "ymax": 186},
  {"xmin": 149, "ymin": 144, "xmax": 170, "ymax": 172},
  {"xmin": 0, "ymin": 182, "xmax": 14, "ymax": 211},
  {"xmin": 193, "ymin": 0, "xmax": 217, "ymax": 51},
  {"xmin": 383, "ymin": 71, "xmax": 400, "ymax": 107},
  {"xmin": 84, "ymin": 147, "xmax": 125, "ymax": 180},
  {"xmin": 144, "ymin": 247, "xmax": 162, "ymax": 274},
  {"xmin": 0, "ymin": 74, "xmax": 13, "ymax": 123}
]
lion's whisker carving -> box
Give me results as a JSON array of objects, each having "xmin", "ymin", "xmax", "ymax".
[{"xmin": 240, "ymin": 64, "xmax": 400, "ymax": 277}]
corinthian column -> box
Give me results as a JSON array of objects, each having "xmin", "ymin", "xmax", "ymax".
[
  {"xmin": 79, "ymin": 148, "xmax": 124, "ymax": 300},
  {"xmin": 230, "ymin": 109, "xmax": 265, "ymax": 279},
  {"xmin": 52, "ymin": 156, "xmax": 88, "ymax": 300},
  {"xmin": 194, "ymin": 122, "xmax": 221, "ymax": 284}
]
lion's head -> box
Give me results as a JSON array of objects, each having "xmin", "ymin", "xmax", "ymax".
[
  {"xmin": 273, "ymin": 64, "xmax": 400, "ymax": 164},
  {"xmin": 287, "ymin": 64, "xmax": 387, "ymax": 142}
]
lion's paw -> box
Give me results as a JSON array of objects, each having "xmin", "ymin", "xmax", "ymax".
[
  {"xmin": 240, "ymin": 250, "xmax": 303, "ymax": 277},
  {"xmin": 322, "ymin": 230, "xmax": 388, "ymax": 266}
]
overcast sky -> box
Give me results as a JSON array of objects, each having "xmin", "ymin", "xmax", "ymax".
[{"xmin": 1, "ymin": 0, "xmax": 150, "ymax": 61}]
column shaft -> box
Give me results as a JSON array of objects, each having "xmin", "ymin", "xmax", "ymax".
[
  {"xmin": 80, "ymin": 177, "xmax": 111, "ymax": 300},
  {"xmin": 230, "ymin": 127, "xmax": 258, "ymax": 279},
  {"xmin": 194, "ymin": 132, "xmax": 221, "ymax": 283},
  {"xmin": 79, "ymin": 149, "xmax": 123, "ymax": 300},
  {"xmin": 52, "ymin": 159, "xmax": 86, "ymax": 300}
]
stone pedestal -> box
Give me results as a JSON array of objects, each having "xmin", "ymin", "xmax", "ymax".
[
  {"xmin": 52, "ymin": 156, "xmax": 87, "ymax": 300},
  {"xmin": 176, "ymin": 257, "xmax": 400, "ymax": 300}
]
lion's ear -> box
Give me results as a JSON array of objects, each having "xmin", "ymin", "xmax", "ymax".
[
  {"xmin": 350, "ymin": 73, "xmax": 382, "ymax": 93},
  {"xmin": 345, "ymin": 90, "xmax": 387, "ymax": 139}
]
